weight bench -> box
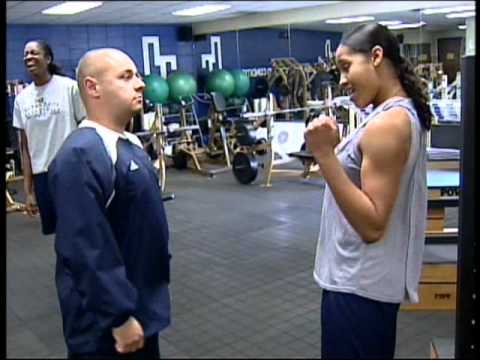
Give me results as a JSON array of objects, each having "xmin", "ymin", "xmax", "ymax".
[{"xmin": 287, "ymin": 150, "xmax": 317, "ymax": 178}]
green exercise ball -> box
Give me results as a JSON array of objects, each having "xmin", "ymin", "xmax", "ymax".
[
  {"xmin": 230, "ymin": 69, "xmax": 251, "ymax": 98},
  {"xmin": 167, "ymin": 72, "xmax": 197, "ymax": 103},
  {"xmin": 143, "ymin": 74, "xmax": 169, "ymax": 104},
  {"xmin": 207, "ymin": 69, "xmax": 235, "ymax": 98}
]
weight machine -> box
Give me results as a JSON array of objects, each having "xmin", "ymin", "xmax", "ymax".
[
  {"xmin": 232, "ymin": 89, "xmax": 360, "ymax": 186},
  {"xmin": 135, "ymin": 103, "xmax": 169, "ymax": 191}
]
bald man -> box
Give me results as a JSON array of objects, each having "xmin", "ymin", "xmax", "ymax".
[{"xmin": 48, "ymin": 48, "xmax": 171, "ymax": 359}]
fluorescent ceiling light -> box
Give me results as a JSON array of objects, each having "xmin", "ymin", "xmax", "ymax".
[
  {"xmin": 421, "ymin": 5, "xmax": 475, "ymax": 15},
  {"xmin": 325, "ymin": 16, "xmax": 375, "ymax": 24},
  {"xmin": 378, "ymin": 20, "xmax": 402, "ymax": 26},
  {"xmin": 458, "ymin": 25, "xmax": 467, "ymax": 30},
  {"xmin": 172, "ymin": 4, "xmax": 232, "ymax": 16},
  {"xmin": 42, "ymin": 1, "xmax": 103, "ymax": 15},
  {"xmin": 446, "ymin": 11, "xmax": 476, "ymax": 18},
  {"xmin": 387, "ymin": 21, "xmax": 426, "ymax": 30}
]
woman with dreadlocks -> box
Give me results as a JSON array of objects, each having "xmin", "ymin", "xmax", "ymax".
[{"xmin": 13, "ymin": 40, "xmax": 86, "ymax": 234}]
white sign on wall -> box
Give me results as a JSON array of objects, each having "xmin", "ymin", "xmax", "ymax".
[
  {"xmin": 201, "ymin": 36, "xmax": 222, "ymax": 71},
  {"xmin": 256, "ymin": 121, "xmax": 305, "ymax": 164},
  {"xmin": 142, "ymin": 36, "xmax": 177, "ymax": 77},
  {"xmin": 242, "ymin": 67, "xmax": 272, "ymax": 77}
]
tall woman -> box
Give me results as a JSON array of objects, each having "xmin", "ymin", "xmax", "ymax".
[{"xmin": 305, "ymin": 23, "xmax": 431, "ymax": 358}]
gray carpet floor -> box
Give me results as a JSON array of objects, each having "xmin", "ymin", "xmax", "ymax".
[{"xmin": 7, "ymin": 163, "xmax": 457, "ymax": 358}]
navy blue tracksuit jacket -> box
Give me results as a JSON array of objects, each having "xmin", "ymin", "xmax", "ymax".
[{"xmin": 48, "ymin": 127, "xmax": 171, "ymax": 353}]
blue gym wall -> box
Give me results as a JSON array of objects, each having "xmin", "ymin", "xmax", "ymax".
[
  {"xmin": 7, "ymin": 24, "xmax": 193, "ymax": 80},
  {"xmin": 209, "ymin": 28, "xmax": 341, "ymax": 69},
  {"xmin": 7, "ymin": 24, "xmax": 341, "ymax": 82}
]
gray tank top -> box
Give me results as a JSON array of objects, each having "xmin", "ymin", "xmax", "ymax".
[{"xmin": 313, "ymin": 97, "xmax": 428, "ymax": 304}]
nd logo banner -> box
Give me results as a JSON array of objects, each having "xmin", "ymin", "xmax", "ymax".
[
  {"xmin": 142, "ymin": 35, "xmax": 223, "ymax": 77},
  {"xmin": 201, "ymin": 36, "xmax": 222, "ymax": 71},
  {"xmin": 142, "ymin": 36, "xmax": 177, "ymax": 77}
]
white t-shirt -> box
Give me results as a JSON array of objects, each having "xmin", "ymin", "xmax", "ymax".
[{"xmin": 13, "ymin": 74, "xmax": 86, "ymax": 174}]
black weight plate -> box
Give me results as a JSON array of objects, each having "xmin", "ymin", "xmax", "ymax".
[
  {"xmin": 235, "ymin": 123, "xmax": 257, "ymax": 146},
  {"xmin": 255, "ymin": 138, "xmax": 267, "ymax": 156},
  {"xmin": 232, "ymin": 152, "xmax": 258, "ymax": 184},
  {"xmin": 172, "ymin": 146, "xmax": 188, "ymax": 169}
]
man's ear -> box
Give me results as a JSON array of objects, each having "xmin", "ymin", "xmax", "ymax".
[
  {"xmin": 371, "ymin": 45, "xmax": 384, "ymax": 67},
  {"xmin": 84, "ymin": 77, "xmax": 100, "ymax": 98}
]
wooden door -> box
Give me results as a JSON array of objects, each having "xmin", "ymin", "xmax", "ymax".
[{"xmin": 438, "ymin": 37, "xmax": 463, "ymax": 84}]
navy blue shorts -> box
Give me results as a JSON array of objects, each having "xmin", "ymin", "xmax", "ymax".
[
  {"xmin": 33, "ymin": 172, "xmax": 56, "ymax": 235},
  {"xmin": 321, "ymin": 289, "xmax": 400, "ymax": 359}
]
